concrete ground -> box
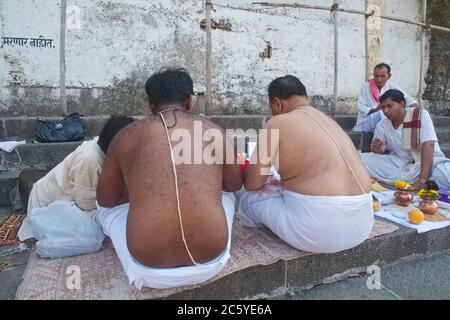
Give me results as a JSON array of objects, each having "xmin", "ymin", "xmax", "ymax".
[
  {"xmin": 1, "ymin": 203, "xmax": 450, "ymax": 300},
  {"xmin": 0, "ymin": 243, "xmax": 31, "ymax": 300},
  {"xmin": 274, "ymin": 250, "xmax": 450, "ymax": 300},
  {"xmin": 0, "ymin": 206, "xmax": 32, "ymax": 300}
]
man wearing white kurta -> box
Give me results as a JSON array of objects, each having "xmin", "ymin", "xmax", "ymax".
[
  {"xmin": 26, "ymin": 138, "xmax": 103, "ymax": 213},
  {"xmin": 361, "ymin": 89, "xmax": 450, "ymax": 191},
  {"xmin": 353, "ymin": 63, "xmax": 419, "ymax": 133},
  {"xmin": 18, "ymin": 116, "xmax": 134, "ymax": 241}
]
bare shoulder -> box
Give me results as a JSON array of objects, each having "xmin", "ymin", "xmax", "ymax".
[
  {"xmin": 265, "ymin": 110, "xmax": 305, "ymax": 130},
  {"xmin": 107, "ymin": 119, "xmax": 153, "ymax": 154},
  {"xmin": 264, "ymin": 114, "xmax": 287, "ymax": 129}
]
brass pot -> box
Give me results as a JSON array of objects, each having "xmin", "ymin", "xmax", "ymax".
[
  {"xmin": 419, "ymin": 197, "xmax": 438, "ymax": 215},
  {"xmin": 394, "ymin": 190, "xmax": 413, "ymax": 207}
]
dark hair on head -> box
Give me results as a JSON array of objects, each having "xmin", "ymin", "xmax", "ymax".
[
  {"xmin": 144, "ymin": 68, "xmax": 194, "ymax": 107},
  {"xmin": 380, "ymin": 89, "xmax": 406, "ymax": 104},
  {"xmin": 374, "ymin": 63, "xmax": 391, "ymax": 74},
  {"xmin": 268, "ymin": 75, "xmax": 307, "ymax": 100},
  {"xmin": 425, "ymin": 180, "xmax": 440, "ymax": 191},
  {"xmin": 98, "ymin": 115, "xmax": 134, "ymax": 153}
]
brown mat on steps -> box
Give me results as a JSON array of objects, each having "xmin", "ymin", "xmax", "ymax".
[{"xmin": 16, "ymin": 217, "xmax": 398, "ymax": 300}]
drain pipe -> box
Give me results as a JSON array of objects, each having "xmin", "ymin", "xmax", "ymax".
[
  {"xmin": 332, "ymin": 1, "xmax": 339, "ymax": 116},
  {"xmin": 205, "ymin": 1, "xmax": 213, "ymax": 115},
  {"xmin": 59, "ymin": 0, "xmax": 68, "ymax": 116},
  {"xmin": 418, "ymin": 0, "xmax": 427, "ymax": 105}
]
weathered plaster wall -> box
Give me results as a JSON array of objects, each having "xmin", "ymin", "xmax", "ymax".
[
  {"xmin": 64, "ymin": 0, "xmax": 206, "ymax": 116},
  {"xmin": 424, "ymin": 0, "xmax": 450, "ymax": 115},
  {"xmin": 0, "ymin": 0, "xmax": 60, "ymax": 116},
  {"xmin": 380, "ymin": 0, "xmax": 423, "ymax": 99},
  {"xmin": 0, "ymin": 0, "xmax": 439, "ymax": 117},
  {"xmin": 0, "ymin": 0, "xmax": 206, "ymax": 116},
  {"xmin": 210, "ymin": 0, "xmax": 373, "ymax": 114}
]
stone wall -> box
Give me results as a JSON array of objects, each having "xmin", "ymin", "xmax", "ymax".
[
  {"xmin": 424, "ymin": 0, "xmax": 450, "ymax": 115},
  {"xmin": 0, "ymin": 0, "xmax": 443, "ymax": 117}
]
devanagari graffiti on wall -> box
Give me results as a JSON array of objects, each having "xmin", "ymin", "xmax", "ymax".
[{"xmin": 1, "ymin": 35, "xmax": 55, "ymax": 49}]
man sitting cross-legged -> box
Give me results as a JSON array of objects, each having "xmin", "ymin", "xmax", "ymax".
[
  {"xmin": 96, "ymin": 68, "xmax": 242, "ymax": 289},
  {"xmin": 239, "ymin": 75, "xmax": 374, "ymax": 254},
  {"xmin": 361, "ymin": 89, "xmax": 450, "ymax": 191}
]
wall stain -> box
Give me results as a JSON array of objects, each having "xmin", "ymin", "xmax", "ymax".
[{"xmin": 259, "ymin": 41, "xmax": 272, "ymax": 60}]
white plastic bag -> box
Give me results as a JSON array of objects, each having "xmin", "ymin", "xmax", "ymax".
[{"xmin": 29, "ymin": 200, "xmax": 105, "ymax": 258}]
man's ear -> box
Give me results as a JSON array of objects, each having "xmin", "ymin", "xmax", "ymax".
[
  {"xmin": 185, "ymin": 96, "xmax": 193, "ymax": 112},
  {"xmin": 149, "ymin": 102, "xmax": 157, "ymax": 114},
  {"xmin": 275, "ymin": 97, "xmax": 283, "ymax": 114},
  {"xmin": 387, "ymin": 73, "xmax": 392, "ymax": 80}
]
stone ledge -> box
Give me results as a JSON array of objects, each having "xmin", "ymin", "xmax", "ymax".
[
  {"xmin": 0, "ymin": 116, "xmax": 146, "ymax": 140},
  {"xmin": 1, "ymin": 115, "xmax": 449, "ymax": 140},
  {"xmin": 0, "ymin": 169, "xmax": 21, "ymax": 206},
  {"xmin": 163, "ymin": 223, "xmax": 450, "ymax": 299},
  {"xmin": 431, "ymin": 116, "xmax": 450, "ymax": 127},
  {"xmin": 436, "ymin": 128, "xmax": 450, "ymax": 144},
  {"xmin": 1, "ymin": 141, "xmax": 83, "ymax": 170}
]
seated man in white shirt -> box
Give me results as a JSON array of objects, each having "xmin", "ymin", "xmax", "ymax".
[
  {"xmin": 18, "ymin": 115, "xmax": 134, "ymax": 241},
  {"xmin": 361, "ymin": 89, "xmax": 450, "ymax": 191},
  {"xmin": 353, "ymin": 63, "xmax": 419, "ymax": 133}
]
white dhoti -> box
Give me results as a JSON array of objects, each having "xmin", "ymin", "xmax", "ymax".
[
  {"xmin": 361, "ymin": 152, "xmax": 450, "ymax": 190},
  {"xmin": 238, "ymin": 187, "xmax": 374, "ymax": 254},
  {"xmin": 95, "ymin": 192, "xmax": 236, "ymax": 290}
]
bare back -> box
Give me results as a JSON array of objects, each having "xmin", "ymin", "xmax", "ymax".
[
  {"xmin": 110, "ymin": 112, "xmax": 229, "ymax": 268},
  {"xmin": 272, "ymin": 106, "xmax": 371, "ymax": 196}
]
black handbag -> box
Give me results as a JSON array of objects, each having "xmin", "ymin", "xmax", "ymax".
[{"xmin": 36, "ymin": 113, "xmax": 86, "ymax": 143}]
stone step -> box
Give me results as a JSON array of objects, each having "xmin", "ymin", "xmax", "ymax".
[
  {"xmin": 436, "ymin": 128, "xmax": 450, "ymax": 145},
  {"xmin": 1, "ymin": 116, "xmax": 449, "ymax": 206},
  {"xmin": 0, "ymin": 116, "xmax": 111, "ymax": 141},
  {"xmin": 2, "ymin": 199, "xmax": 449, "ymax": 299},
  {"xmin": 153, "ymin": 224, "xmax": 450, "ymax": 299},
  {"xmin": 1, "ymin": 115, "xmax": 268, "ymax": 140},
  {"xmin": 441, "ymin": 144, "xmax": 450, "ymax": 158},
  {"xmin": 431, "ymin": 116, "xmax": 450, "ymax": 128},
  {"xmin": 0, "ymin": 114, "xmax": 441, "ymax": 142},
  {"xmin": 0, "ymin": 169, "xmax": 21, "ymax": 206},
  {"xmin": 333, "ymin": 115, "xmax": 357, "ymax": 130},
  {"xmin": 0, "ymin": 142, "xmax": 82, "ymax": 206},
  {"xmin": 2, "ymin": 141, "xmax": 82, "ymax": 170},
  {"xmin": 2, "ymin": 115, "xmax": 449, "ymax": 140}
]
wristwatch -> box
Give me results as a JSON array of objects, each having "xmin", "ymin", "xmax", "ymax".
[{"xmin": 419, "ymin": 178, "xmax": 427, "ymax": 184}]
